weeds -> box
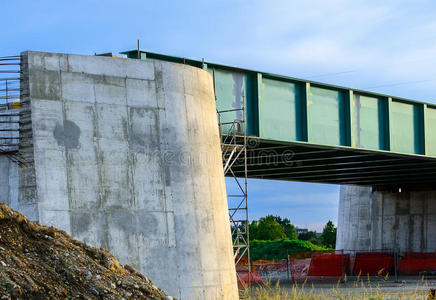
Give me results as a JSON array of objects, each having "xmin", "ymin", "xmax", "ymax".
[{"xmin": 240, "ymin": 277, "xmax": 433, "ymax": 299}]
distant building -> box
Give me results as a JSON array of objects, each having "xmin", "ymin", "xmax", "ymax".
[{"xmin": 296, "ymin": 227, "xmax": 308, "ymax": 235}]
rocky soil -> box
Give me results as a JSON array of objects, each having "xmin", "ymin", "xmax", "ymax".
[{"xmin": 0, "ymin": 203, "xmax": 171, "ymax": 299}]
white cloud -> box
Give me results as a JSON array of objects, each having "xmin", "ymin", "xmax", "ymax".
[{"xmin": 206, "ymin": 0, "xmax": 436, "ymax": 102}]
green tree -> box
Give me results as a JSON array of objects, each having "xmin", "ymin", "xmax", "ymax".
[
  {"xmin": 249, "ymin": 221, "xmax": 258, "ymax": 240},
  {"xmin": 230, "ymin": 221, "xmax": 247, "ymax": 239},
  {"xmin": 298, "ymin": 230, "xmax": 317, "ymax": 241},
  {"xmin": 320, "ymin": 220, "xmax": 337, "ymax": 248},
  {"xmin": 274, "ymin": 216, "xmax": 297, "ymax": 240},
  {"xmin": 309, "ymin": 237, "xmax": 321, "ymax": 246},
  {"xmin": 250, "ymin": 239, "xmax": 328, "ymax": 261},
  {"xmin": 249, "ymin": 215, "xmax": 286, "ymax": 241}
]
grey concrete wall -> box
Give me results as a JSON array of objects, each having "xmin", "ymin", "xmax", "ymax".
[
  {"xmin": 0, "ymin": 108, "xmax": 19, "ymax": 206},
  {"xmin": 337, "ymin": 185, "xmax": 436, "ymax": 252},
  {"xmin": 15, "ymin": 51, "xmax": 238, "ymax": 299},
  {"xmin": 0, "ymin": 156, "xmax": 18, "ymax": 209}
]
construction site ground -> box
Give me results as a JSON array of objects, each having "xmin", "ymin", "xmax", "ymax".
[
  {"xmin": 249, "ymin": 277, "xmax": 436, "ymax": 299},
  {"xmin": 0, "ymin": 203, "xmax": 171, "ymax": 299}
]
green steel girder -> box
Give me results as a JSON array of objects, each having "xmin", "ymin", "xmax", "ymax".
[{"xmin": 122, "ymin": 50, "xmax": 436, "ymax": 189}]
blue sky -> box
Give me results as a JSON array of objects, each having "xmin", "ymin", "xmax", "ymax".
[{"xmin": 3, "ymin": 0, "xmax": 436, "ymax": 231}]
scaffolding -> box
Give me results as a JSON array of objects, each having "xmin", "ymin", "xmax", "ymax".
[
  {"xmin": 0, "ymin": 55, "xmax": 21, "ymax": 109},
  {"xmin": 216, "ymin": 93, "xmax": 251, "ymax": 287},
  {"xmin": 0, "ymin": 55, "xmax": 25, "ymax": 165}
]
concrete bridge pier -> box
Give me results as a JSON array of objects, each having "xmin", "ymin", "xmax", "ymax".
[
  {"xmin": 0, "ymin": 51, "xmax": 238, "ymax": 299},
  {"xmin": 337, "ymin": 185, "xmax": 436, "ymax": 252}
]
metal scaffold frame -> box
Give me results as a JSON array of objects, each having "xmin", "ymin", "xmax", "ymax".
[
  {"xmin": 214, "ymin": 71, "xmax": 251, "ymax": 287},
  {"xmin": 0, "ymin": 55, "xmax": 21, "ymax": 110},
  {"xmin": 0, "ymin": 54, "xmax": 26, "ymax": 165}
]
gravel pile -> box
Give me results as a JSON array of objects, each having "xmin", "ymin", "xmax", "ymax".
[{"xmin": 0, "ymin": 203, "xmax": 171, "ymax": 299}]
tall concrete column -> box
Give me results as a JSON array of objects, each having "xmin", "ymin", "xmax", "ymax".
[
  {"xmin": 337, "ymin": 185, "xmax": 436, "ymax": 252},
  {"xmin": 0, "ymin": 156, "xmax": 18, "ymax": 209},
  {"xmin": 11, "ymin": 51, "xmax": 238, "ymax": 299}
]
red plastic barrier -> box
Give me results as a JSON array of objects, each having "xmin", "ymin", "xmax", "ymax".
[
  {"xmin": 307, "ymin": 253, "xmax": 348, "ymax": 279},
  {"xmin": 353, "ymin": 252, "xmax": 393, "ymax": 276},
  {"xmin": 237, "ymin": 270, "xmax": 264, "ymax": 289},
  {"xmin": 398, "ymin": 252, "xmax": 436, "ymax": 275}
]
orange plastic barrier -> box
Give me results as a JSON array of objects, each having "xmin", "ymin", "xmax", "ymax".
[
  {"xmin": 353, "ymin": 252, "xmax": 393, "ymax": 276},
  {"xmin": 290, "ymin": 258, "xmax": 311, "ymax": 281},
  {"xmin": 255, "ymin": 259, "xmax": 287, "ymax": 273},
  {"xmin": 398, "ymin": 252, "xmax": 436, "ymax": 275},
  {"xmin": 237, "ymin": 270, "xmax": 264, "ymax": 289},
  {"xmin": 307, "ymin": 253, "xmax": 348, "ymax": 279},
  {"xmin": 238, "ymin": 251, "xmax": 436, "ymax": 284}
]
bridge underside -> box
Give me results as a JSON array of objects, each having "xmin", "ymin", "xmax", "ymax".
[{"xmin": 229, "ymin": 137, "xmax": 436, "ymax": 190}]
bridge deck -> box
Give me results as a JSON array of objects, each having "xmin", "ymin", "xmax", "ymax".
[{"xmin": 122, "ymin": 50, "xmax": 436, "ymax": 189}]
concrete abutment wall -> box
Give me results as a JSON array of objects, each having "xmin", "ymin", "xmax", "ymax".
[
  {"xmin": 0, "ymin": 156, "xmax": 18, "ymax": 209},
  {"xmin": 337, "ymin": 185, "xmax": 436, "ymax": 252},
  {"xmin": 0, "ymin": 51, "xmax": 238, "ymax": 299}
]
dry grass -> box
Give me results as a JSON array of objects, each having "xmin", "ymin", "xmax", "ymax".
[{"xmin": 239, "ymin": 276, "xmax": 434, "ymax": 300}]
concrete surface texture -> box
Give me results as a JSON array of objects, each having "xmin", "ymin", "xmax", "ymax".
[
  {"xmin": 12, "ymin": 51, "xmax": 238, "ymax": 299},
  {"xmin": 337, "ymin": 185, "xmax": 436, "ymax": 252},
  {"xmin": 0, "ymin": 156, "xmax": 18, "ymax": 209}
]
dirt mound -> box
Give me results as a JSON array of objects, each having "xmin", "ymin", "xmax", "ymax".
[{"xmin": 0, "ymin": 203, "xmax": 170, "ymax": 299}]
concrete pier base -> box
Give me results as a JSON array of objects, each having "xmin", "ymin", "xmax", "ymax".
[
  {"xmin": 337, "ymin": 185, "xmax": 436, "ymax": 252},
  {"xmin": 0, "ymin": 51, "xmax": 238, "ymax": 299},
  {"xmin": 0, "ymin": 156, "xmax": 18, "ymax": 209}
]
